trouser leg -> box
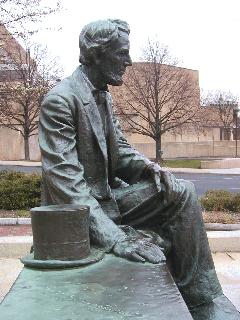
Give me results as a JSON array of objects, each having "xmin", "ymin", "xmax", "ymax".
[{"xmin": 121, "ymin": 179, "xmax": 222, "ymax": 308}]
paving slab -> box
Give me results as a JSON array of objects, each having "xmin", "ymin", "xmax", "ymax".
[
  {"xmin": 212, "ymin": 252, "xmax": 240, "ymax": 311},
  {"xmin": 227, "ymin": 252, "xmax": 240, "ymax": 260},
  {"xmin": 0, "ymin": 258, "xmax": 22, "ymax": 302},
  {"xmin": 0, "ymin": 236, "xmax": 32, "ymax": 258},
  {"xmin": 207, "ymin": 230, "xmax": 240, "ymax": 252}
]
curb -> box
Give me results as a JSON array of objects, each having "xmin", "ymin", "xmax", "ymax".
[
  {"xmin": 0, "ymin": 161, "xmax": 41, "ymax": 167},
  {"xmin": 167, "ymin": 167, "xmax": 240, "ymax": 175},
  {"xmin": 207, "ymin": 230, "xmax": 240, "ymax": 252},
  {"xmin": 0, "ymin": 218, "xmax": 240, "ymax": 231},
  {"xmin": 0, "ymin": 218, "xmax": 31, "ymax": 225},
  {"xmin": 205, "ymin": 223, "xmax": 240, "ymax": 231}
]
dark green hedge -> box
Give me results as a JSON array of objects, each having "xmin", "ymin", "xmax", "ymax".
[
  {"xmin": 200, "ymin": 190, "xmax": 240, "ymax": 212},
  {"xmin": 0, "ymin": 171, "xmax": 41, "ymax": 210}
]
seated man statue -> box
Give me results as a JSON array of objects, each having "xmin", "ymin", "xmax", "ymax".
[{"xmin": 39, "ymin": 19, "xmax": 239, "ymax": 319}]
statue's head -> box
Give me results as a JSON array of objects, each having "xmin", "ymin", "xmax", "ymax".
[{"xmin": 79, "ymin": 19, "xmax": 132, "ymax": 86}]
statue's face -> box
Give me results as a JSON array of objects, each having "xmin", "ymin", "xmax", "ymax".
[{"xmin": 94, "ymin": 32, "xmax": 132, "ymax": 86}]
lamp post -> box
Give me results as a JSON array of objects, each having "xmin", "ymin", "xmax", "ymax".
[{"xmin": 233, "ymin": 105, "xmax": 239, "ymax": 158}]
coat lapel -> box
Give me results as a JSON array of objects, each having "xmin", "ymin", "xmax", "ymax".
[
  {"xmin": 85, "ymin": 100, "xmax": 108, "ymax": 161},
  {"xmin": 105, "ymin": 93, "xmax": 119, "ymax": 177},
  {"xmin": 71, "ymin": 67, "xmax": 108, "ymax": 161}
]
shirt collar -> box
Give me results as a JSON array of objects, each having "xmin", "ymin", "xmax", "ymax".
[{"xmin": 81, "ymin": 65, "xmax": 108, "ymax": 94}]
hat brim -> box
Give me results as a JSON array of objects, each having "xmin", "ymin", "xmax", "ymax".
[{"xmin": 21, "ymin": 247, "xmax": 105, "ymax": 269}]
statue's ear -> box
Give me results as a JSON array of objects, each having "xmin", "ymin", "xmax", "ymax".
[{"xmin": 92, "ymin": 49, "xmax": 102, "ymax": 66}]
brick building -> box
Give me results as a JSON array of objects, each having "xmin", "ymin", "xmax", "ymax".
[{"xmin": 0, "ymin": 24, "xmax": 43, "ymax": 161}]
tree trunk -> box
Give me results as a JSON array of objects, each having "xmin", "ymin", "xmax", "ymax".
[
  {"xmin": 226, "ymin": 128, "xmax": 231, "ymax": 140},
  {"xmin": 24, "ymin": 136, "xmax": 30, "ymax": 160},
  {"xmin": 155, "ymin": 135, "xmax": 162, "ymax": 164}
]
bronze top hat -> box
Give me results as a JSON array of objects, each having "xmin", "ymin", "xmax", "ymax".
[{"xmin": 21, "ymin": 204, "xmax": 104, "ymax": 269}]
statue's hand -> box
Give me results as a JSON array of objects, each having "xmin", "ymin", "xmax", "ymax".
[
  {"xmin": 112, "ymin": 238, "xmax": 166, "ymax": 264},
  {"xmin": 146, "ymin": 163, "xmax": 181, "ymax": 203},
  {"xmin": 160, "ymin": 170, "xmax": 182, "ymax": 202},
  {"xmin": 146, "ymin": 162, "xmax": 162, "ymax": 192}
]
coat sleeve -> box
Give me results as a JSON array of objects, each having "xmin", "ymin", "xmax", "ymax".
[
  {"xmin": 39, "ymin": 93, "xmax": 126, "ymax": 251},
  {"xmin": 113, "ymin": 116, "xmax": 152, "ymax": 184}
]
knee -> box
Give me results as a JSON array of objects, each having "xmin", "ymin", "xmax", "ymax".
[
  {"xmin": 175, "ymin": 180, "xmax": 202, "ymax": 220},
  {"xmin": 177, "ymin": 179, "xmax": 198, "ymax": 201}
]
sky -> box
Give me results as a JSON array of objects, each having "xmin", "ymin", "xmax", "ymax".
[{"xmin": 33, "ymin": 0, "xmax": 240, "ymax": 97}]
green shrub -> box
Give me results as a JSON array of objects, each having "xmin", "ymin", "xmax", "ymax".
[
  {"xmin": 232, "ymin": 193, "xmax": 240, "ymax": 212},
  {"xmin": 200, "ymin": 190, "xmax": 240, "ymax": 212},
  {"xmin": 0, "ymin": 171, "xmax": 41, "ymax": 210}
]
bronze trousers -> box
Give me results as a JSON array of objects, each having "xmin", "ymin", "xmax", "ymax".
[{"xmin": 113, "ymin": 179, "xmax": 223, "ymax": 308}]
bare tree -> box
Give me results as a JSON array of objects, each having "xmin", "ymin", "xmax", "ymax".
[
  {"xmin": 0, "ymin": 41, "xmax": 62, "ymax": 160},
  {"xmin": 0, "ymin": 0, "xmax": 61, "ymax": 36},
  {"xmin": 112, "ymin": 40, "xmax": 200, "ymax": 163},
  {"xmin": 202, "ymin": 90, "xmax": 239, "ymax": 140}
]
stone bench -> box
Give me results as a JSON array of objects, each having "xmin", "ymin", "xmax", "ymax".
[{"xmin": 0, "ymin": 255, "xmax": 193, "ymax": 319}]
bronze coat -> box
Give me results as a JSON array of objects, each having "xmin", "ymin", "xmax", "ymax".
[{"xmin": 39, "ymin": 66, "xmax": 150, "ymax": 249}]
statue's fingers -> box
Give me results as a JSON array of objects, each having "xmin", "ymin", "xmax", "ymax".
[
  {"xmin": 149, "ymin": 243, "xmax": 166, "ymax": 261},
  {"xmin": 141, "ymin": 242, "xmax": 166, "ymax": 262},
  {"xmin": 165, "ymin": 171, "xmax": 173, "ymax": 189},
  {"xmin": 153, "ymin": 172, "xmax": 161, "ymax": 192},
  {"xmin": 137, "ymin": 246, "xmax": 162, "ymax": 264},
  {"xmin": 160, "ymin": 171, "xmax": 171, "ymax": 200},
  {"xmin": 170, "ymin": 174, "xmax": 183, "ymax": 198},
  {"xmin": 128, "ymin": 252, "xmax": 146, "ymax": 263},
  {"xmin": 170, "ymin": 173, "xmax": 178, "ymax": 194},
  {"xmin": 161, "ymin": 171, "xmax": 179, "ymax": 200}
]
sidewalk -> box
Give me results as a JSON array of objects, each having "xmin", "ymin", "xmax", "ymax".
[
  {"xmin": 167, "ymin": 167, "xmax": 240, "ymax": 175},
  {"xmin": 0, "ymin": 160, "xmax": 41, "ymax": 167},
  {"xmin": 0, "ymin": 160, "xmax": 240, "ymax": 174}
]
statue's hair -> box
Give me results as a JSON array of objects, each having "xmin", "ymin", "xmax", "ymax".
[{"xmin": 79, "ymin": 19, "xmax": 130, "ymax": 65}]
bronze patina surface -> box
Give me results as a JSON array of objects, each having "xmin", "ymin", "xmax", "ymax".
[
  {"xmin": 0, "ymin": 256, "xmax": 193, "ymax": 320},
  {"xmin": 21, "ymin": 248, "xmax": 105, "ymax": 269}
]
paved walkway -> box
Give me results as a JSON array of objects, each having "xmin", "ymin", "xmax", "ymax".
[
  {"xmin": 0, "ymin": 225, "xmax": 32, "ymax": 237},
  {"xmin": 213, "ymin": 252, "xmax": 240, "ymax": 311}
]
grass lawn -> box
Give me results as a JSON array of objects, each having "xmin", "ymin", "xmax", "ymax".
[{"xmin": 161, "ymin": 159, "xmax": 201, "ymax": 169}]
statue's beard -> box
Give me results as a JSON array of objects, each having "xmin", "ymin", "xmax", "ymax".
[{"xmin": 105, "ymin": 71, "xmax": 124, "ymax": 86}]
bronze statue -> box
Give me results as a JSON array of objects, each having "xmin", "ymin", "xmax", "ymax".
[{"xmin": 39, "ymin": 19, "xmax": 239, "ymax": 319}]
